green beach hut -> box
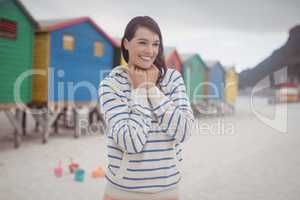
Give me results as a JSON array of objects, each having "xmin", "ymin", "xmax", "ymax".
[
  {"xmin": 0, "ymin": 0, "xmax": 38, "ymax": 148},
  {"xmin": 181, "ymin": 53, "xmax": 208, "ymax": 112}
]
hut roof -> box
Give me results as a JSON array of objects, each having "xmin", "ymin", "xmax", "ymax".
[
  {"xmin": 164, "ymin": 47, "xmax": 183, "ymax": 68},
  {"xmin": 180, "ymin": 53, "xmax": 195, "ymax": 62},
  {"xmin": 205, "ymin": 60, "xmax": 225, "ymax": 73},
  {"xmin": 164, "ymin": 46, "xmax": 176, "ymax": 57},
  {"xmin": 37, "ymin": 17, "xmax": 118, "ymax": 47},
  {"xmin": 223, "ymin": 65, "xmax": 236, "ymax": 72},
  {"xmin": 205, "ymin": 60, "xmax": 219, "ymax": 68},
  {"xmin": 112, "ymin": 37, "xmax": 122, "ymax": 47},
  {"xmin": 13, "ymin": 0, "xmax": 39, "ymax": 28}
]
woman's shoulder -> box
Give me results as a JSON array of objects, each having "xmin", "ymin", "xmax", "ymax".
[
  {"xmin": 99, "ymin": 65, "xmax": 130, "ymax": 92},
  {"xmin": 160, "ymin": 68, "xmax": 183, "ymax": 87},
  {"xmin": 102, "ymin": 65, "xmax": 129, "ymax": 83}
]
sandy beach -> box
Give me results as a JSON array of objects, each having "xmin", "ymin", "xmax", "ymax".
[{"xmin": 1, "ymin": 96, "xmax": 300, "ymax": 200}]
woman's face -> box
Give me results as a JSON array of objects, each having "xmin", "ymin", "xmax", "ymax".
[{"xmin": 124, "ymin": 26, "xmax": 160, "ymax": 70}]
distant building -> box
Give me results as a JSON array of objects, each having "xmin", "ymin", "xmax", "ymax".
[
  {"xmin": 224, "ymin": 66, "xmax": 239, "ymax": 104},
  {"xmin": 0, "ymin": 0, "xmax": 38, "ymax": 105},
  {"xmin": 164, "ymin": 47, "xmax": 183, "ymax": 72},
  {"xmin": 32, "ymin": 17, "xmax": 118, "ymax": 104},
  {"xmin": 181, "ymin": 54, "xmax": 208, "ymax": 104},
  {"xmin": 205, "ymin": 60, "xmax": 225, "ymax": 101}
]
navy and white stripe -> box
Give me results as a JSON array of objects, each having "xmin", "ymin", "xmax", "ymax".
[
  {"xmin": 99, "ymin": 65, "xmax": 194, "ymax": 193},
  {"xmin": 148, "ymin": 69, "xmax": 194, "ymax": 143}
]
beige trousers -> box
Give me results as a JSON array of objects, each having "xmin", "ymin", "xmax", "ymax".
[{"xmin": 102, "ymin": 182, "xmax": 179, "ymax": 200}]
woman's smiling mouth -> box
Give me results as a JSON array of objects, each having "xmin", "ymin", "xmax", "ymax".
[{"xmin": 139, "ymin": 56, "xmax": 152, "ymax": 62}]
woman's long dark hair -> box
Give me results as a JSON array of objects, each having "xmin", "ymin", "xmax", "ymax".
[{"xmin": 121, "ymin": 16, "xmax": 167, "ymax": 85}]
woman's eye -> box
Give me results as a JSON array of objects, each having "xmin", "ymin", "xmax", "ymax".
[
  {"xmin": 153, "ymin": 43, "xmax": 159, "ymax": 47},
  {"xmin": 139, "ymin": 41, "xmax": 147, "ymax": 45}
]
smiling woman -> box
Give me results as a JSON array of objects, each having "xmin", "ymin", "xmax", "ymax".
[
  {"xmin": 123, "ymin": 27, "xmax": 160, "ymax": 69},
  {"xmin": 120, "ymin": 16, "xmax": 166, "ymax": 85},
  {"xmin": 99, "ymin": 16, "xmax": 195, "ymax": 200}
]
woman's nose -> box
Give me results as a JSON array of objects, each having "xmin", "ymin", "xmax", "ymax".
[{"xmin": 144, "ymin": 44, "xmax": 154, "ymax": 55}]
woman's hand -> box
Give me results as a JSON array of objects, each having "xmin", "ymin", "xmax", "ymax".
[
  {"xmin": 128, "ymin": 64, "xmax": 159, "ymax": 89},
  {"xmin": 146, "ymin": 64, "xmax": 160, "ymax": 88},
  {"xmin": 128, "ymin": 65, "xmax": 148, "ymax": 89}
]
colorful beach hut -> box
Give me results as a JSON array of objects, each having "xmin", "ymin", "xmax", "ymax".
[
  {"xmin": 31, "ymin": 17, "xmax": 117, "ymax": 142},
  {"xmin": 181, "ymin": 54, "xmax": 208, "ymax": 106},
  {"xmin": 32, "ymin": 17, "xmax": 118, "ymax": 105},
  {"xmin": 164, "ymin": 47, "xmax": 182, "ymax": 72},
  {"xmin": 0, "ymin": 0, "xmax": 38, "ymax": 106},
  {"xmin": 206, "ymin": 61, "xmax": 225, "ymax": 101},
  {"xmin": 224, "ymin": 66, "xmax": 239, "ymax": 105},
  {"xmin": 0, "ymin": 0, "xmax": 38, "ymax": 147}
]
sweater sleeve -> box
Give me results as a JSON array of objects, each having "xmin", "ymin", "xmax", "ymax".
[
  {"xmin": 99, "ymin": 80, "xmax": 152, "ymax": 153},
  {"xmin": 148, "ymin": 70, "xmax": 195, "ymax": 143}
]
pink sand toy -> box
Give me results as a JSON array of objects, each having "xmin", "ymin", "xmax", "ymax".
[{"xmin": 54, "ymin": 160, "xmax": 63, "ymax": 177}]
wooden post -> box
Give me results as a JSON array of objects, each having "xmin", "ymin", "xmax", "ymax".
[
  {"xmin": 74, "ymin": 107, "xmax": 89, "ymax": 138},
  {"xmin": 42, "ymin": 111, "xmax": 50, "ymax": 144},
  {"xmin": 4, "ymin": 109, "xmax": 22, "ymax": 148},
  {"xmin": 22, "ymin": 110, "xmax": 26, "ymax": 136},
  {"xmin": 74, "ymin": 108, "xmax": 80, "ymax": 138},
  {"xmin": 30, "ymin": 106, "xmax": 63, "ymax": 144},
  {"xmin": 35, "ymin": 120, "xmax": 39, "ymax": 132},
  {"xmin": 53, "ymin": 115, "xmax": 59, "ymax": 134}
]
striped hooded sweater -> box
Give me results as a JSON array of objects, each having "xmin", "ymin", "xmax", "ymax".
[{"xmin": 98, "ymin": 65, "xmax": 195, "ymax": 193}]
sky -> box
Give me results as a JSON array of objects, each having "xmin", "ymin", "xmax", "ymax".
[{"xmin": 21, "ymin": 0, "xmax": 300, "ymax": 72}]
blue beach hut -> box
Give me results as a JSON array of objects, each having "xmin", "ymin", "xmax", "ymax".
[
  {"xmin": 33, "ymin": 17, "xmax": 118, "ymax": 105},
  {"xmin": 206, "ymin": 61, "xmax": 225, "ymax": 101},
  {"xmin": 31, "ymin": 17, "xmax": 118, "ymax": 142}
]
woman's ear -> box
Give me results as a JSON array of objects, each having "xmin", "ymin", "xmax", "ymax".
[{"xmin": 123, "ymin": 38, "xmax": 129, "ymax": 50}]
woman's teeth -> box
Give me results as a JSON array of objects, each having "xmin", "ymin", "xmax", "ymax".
[{"xmin": 140, "ymin": 56, "xmax": 151, "ymax": 61}]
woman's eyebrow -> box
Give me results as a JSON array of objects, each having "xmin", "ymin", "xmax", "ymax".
[{"xmin": 137, "ymin": 38, "xmax": 160, "ymax": 43}]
